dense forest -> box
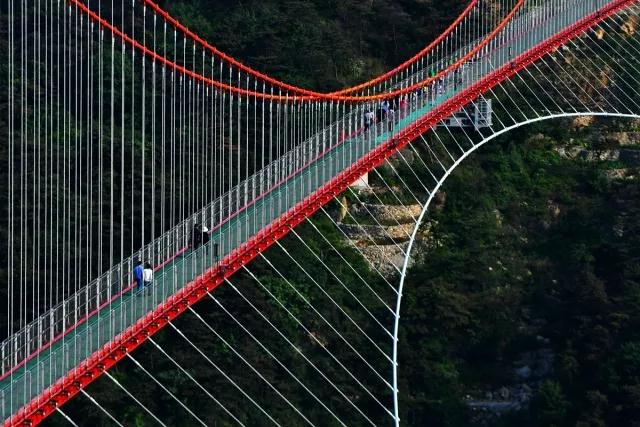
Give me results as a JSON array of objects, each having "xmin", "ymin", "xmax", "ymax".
[
  {"xmin": 399, "ymin": 119, "xmax": 640, "ymax": 426},
  {"xmin": 9, "ymin": 0, "xmax": 637, "ymax": 425}
]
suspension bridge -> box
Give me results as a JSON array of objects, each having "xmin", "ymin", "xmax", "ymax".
[{"xmin": 2, "ymin": 0, "xmax": 640, "ymax": 425}]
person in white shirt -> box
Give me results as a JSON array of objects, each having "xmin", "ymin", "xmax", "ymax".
[
  {"xmin": 143, "ymin": 262, "xmax": 154, "ymax": 291},
  {"xmin": 364, "ymin": 111, "xmax": 375, "ymax": 131}
]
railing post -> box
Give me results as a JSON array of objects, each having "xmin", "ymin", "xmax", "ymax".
[
  {"xmin": 1, "ymin": 342, "xmax": 5, "ymax": 377},
  {"xmin": 38, "ymin": 313, "xmax": 44, "ymax": 351},
  {"xmin": 110, "ymin": 310, "xmax": 115, "ymax": 349},
  {"xmin": 11, "ymin": 337, "xmax": 16, "ymax": 371},
  {"xmin": 49, "ymin": 310, "xmax": 55, "ymax": 342},
  {"xmin": 107, "ymin": 270, "xmax": 112, "ymax": 303},
  {"xmin": 173, "ymin": 262, "xmax": 177, "ymax": 301},
  {"xmin": 26, "ymin": 328, "xmax": 30, "ymax": 359},
  {"xmin": 61, "ymin": 300, "xmax": 67, "ymax": 335}
]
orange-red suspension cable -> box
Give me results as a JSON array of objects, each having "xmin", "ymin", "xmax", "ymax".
[
  {"xmin": 141, "ymin": 0, "xmax": 479, "ymax": 97},
  {"xmin": 70, "ymin": 0, "xmax": 522, "ymax": 103}
]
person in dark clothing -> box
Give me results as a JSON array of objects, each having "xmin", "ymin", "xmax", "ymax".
[
  {"xmin": 133, "ymin": 259, "xmax": 144, "ymax": 293},
  {"xmin": 201, "ymin": 225, "xmax": 211, "ymax": 260},
  {"xmin": 376, "ymin": 107, "xmax": 383, "ymax": 123},
  {"xmin": 191, "ymin": 223, "xmax": 202, "ymax": 250},
  {"xmin": 201, "ymin": 226, "xmax": 210, "ymax": 246}
]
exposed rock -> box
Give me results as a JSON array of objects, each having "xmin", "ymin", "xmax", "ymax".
[
  {"xmin": 352, "ymin": 185, "xmax": 376, "ymax": 196},
  {"xmin": 602, "ymin": 131, "xmax": 640, "ymax": 146},
  {"xmin": 431, "ymin": 191, "xmax": 447, "ymax": 212},
  {"xmin": 621, "ymin": 15, "xmax": 639, "ymax": 36},
  {"xmin": 339, "ymin": 194, "xmax": 432, "ymax": 278},
  {"xmin": 494, "ymin": 209, "xmax": 503, "ymax": 227},
  {"xmin": 594, "ymin": 28, "xmax": 606, "ymax": 40},
  {"xmin": 466, "ymin": 348, "xmax": 554, "ymax": 422},
  {"xmin": 577, "ymin": 148, "xmax": 620, "ymax": 161},
  {"xmin": 498, "ymin": 387, "xmax": 510, "ymax": 400},
  {"xmin": 339, "ymin": 222, "xmax": 414, "ymax": 244},
  {"xmin": 529, "ymin": 132, "xmax": 548, "ymax": 141},
  {"xmin": 556, "ymin": 145, "xmax": 580, "ymax": 158},
  {"xmin": 308, "ymin": 331, "xmax": 328, "ymax": 347},
  {"xmin": 468, "ymin": 400, "xmax": 520, "ymax": 413},
  {"xmin": 359, "ymin": 242, "xmax": 411, "ymax": 277},
  {"xmin": 467, "ymin": 384, "xmax": 535, "ymax": 420},
  {"xmin": 548, "ymin": 200, "xmax": 561, "ymax": 219},
  {"xmin": 572, "ymin": 116, "xmax": 595, "ymax": 129},
  {"xmin": 605, "ymin": 168, "xmax": 636, "ymax": 181},
  {"xmin": 350, "ymin": 203, "xmax": 422, "ymax": 224},
  {"xmin": 599, "ymin": 65, "xmax": 613, "ymax": 89},
  {"xmin": 337, "ymin": 196, "xmax": 348, "ymax": 222}
]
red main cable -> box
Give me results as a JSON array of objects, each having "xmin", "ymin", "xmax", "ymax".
[
  {"xmin": 71, "ymin": 0, "xmax": 522, "ymax": 102},
  {"xmin": 141, "ymin": 0, "xmax": 479, "ymax": 96}
]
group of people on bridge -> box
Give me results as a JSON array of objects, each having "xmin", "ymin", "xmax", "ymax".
[
  {"xmin": 362, "ymin": 64, "xmax": 466, "ymax": 132},
  {"xmin": 133, "ymin": 260, "xmax": 154, "ymax": 294}
]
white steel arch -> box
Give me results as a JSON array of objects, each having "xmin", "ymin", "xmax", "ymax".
[{"xmin": 392, "ymin": 112, "xmax": 640, "ymax": 426}]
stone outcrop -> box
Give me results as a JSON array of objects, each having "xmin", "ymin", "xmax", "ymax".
[
  {"xmin": 360, "ymin": 242, "xmax": 412, "ymax": 277},
  {"xmin": 601, "ymin": 131, "xmax": 640, "ymax": 146},
  {"xmin": 349, "ymin": 202, "xmax": 422, "ymax": 224},
  {"xmin": 339, "ymin": 222, "xmax": 414, "ymax": 244},
  {"xmin": 337, "ymin": 197, "xmax": 429, "ymax": 278},
  {"xmin": 556, "ymin": 124, "xmax": 640, "ymax": 183}
]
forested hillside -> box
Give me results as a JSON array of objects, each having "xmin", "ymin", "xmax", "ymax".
[
  {"xmin": 24, "ymin": 0, "xmax": 640, "ymax": 426},
  {"xmin": 399, "ymin": 119, "xmax": 640, "ymax": 426}
]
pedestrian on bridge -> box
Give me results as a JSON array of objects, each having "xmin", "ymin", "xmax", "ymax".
[
  {"xmin": 399, "ymin": 97, "xmax": 407, "ymax": 114},
  {"xmin": 133, "ymin": 259, "xmax": 144, "ymax": 293},
  {"xmin": 143, "ymin": 262, "xmax": 154, "ymax": 292},
  {"xmin": 202, "ymin": 226, "xmax": 210, "ymax": 246},
  {"xmin": 364, "ymin": 111, "xmax": 375, "ymax": 130},
  {"xmin": 191, "ymin": 223, "xmax": 203, "ymax": 250},
  {"xmin": 201, "ymin": 226, "xmax": 211, "ymax": 261}
]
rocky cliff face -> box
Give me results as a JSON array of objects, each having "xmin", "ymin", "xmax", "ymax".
[
  {"xmin": 337, "ymin": 197, "xmax": 430, "ymax": 278},
  {"xmin": 554, "ymin": 119, "xmax": 640, "ymax": 177}
]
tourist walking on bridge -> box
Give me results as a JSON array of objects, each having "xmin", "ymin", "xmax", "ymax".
[
  {"xmin": 191, "ymin": 223, "xmax": 203, "ymax": 250},
  {"xmin": 364, "ymin": 110, "xmax": 375, "ymax": 130},
  {"xmin": 202, "ymin": 226, "xmax": 210, "ymax": 246},
  {"xmin": 143, "ymin": 262, "xmax": 154, "ymax": 292},
  {"xmin": 201, "ymin": 225, "xmax": 210, "ymax": 260},
  {"xmin": 133, "ymin": 259, "xmax": 144, "ymax": 293}
]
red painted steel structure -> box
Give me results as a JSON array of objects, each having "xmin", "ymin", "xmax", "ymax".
[{"xmin": 5, "ymin": 0, "xmax": 636, "ymax": 424}]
